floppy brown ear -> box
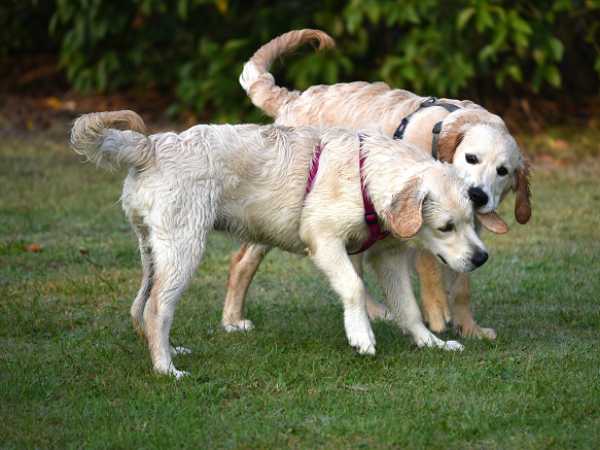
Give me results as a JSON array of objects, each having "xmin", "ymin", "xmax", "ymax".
[
  {"xmin": 387, "ymin": 177, "xmax": 424, "ymax": 239},
  {"xmin": 437, "ymin": 131, "xmax": 463, "ymax": 163},
  {"xmin": 476, "ymin": 212, "xmax": 509, "ymax": 234},
  {"xmin": 436, "ymin": 109, "xmax": 507, "ymax": 163},
  {"xmin": 514, "ymin": 161, "xmax": 532, "ymax": 224},
  {"xmin": 436, "ymin": 110, "xmax": 480, "ymax": 163}
]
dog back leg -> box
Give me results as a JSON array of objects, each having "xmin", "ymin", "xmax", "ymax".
[
  {"xmin": 222, "ymin": 243, "xmax": 271, "ymax": 332},
  {"xmin": 141, "ymin": 185, "xmax": 216, "ymax": 378},
  {"xmin": 143, "ymin": 227, "xmax": 208, "ymax": 378},
  {"xmin": 127, "ymin": 211, "xmax": 158, "ymax": 337}
]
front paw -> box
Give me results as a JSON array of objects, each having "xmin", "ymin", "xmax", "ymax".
[
  {"xmin": 423, "ymin": 305, "xmax": 451, "ymax": 334},
  {"xmin": 454, "ymin": 322, "xmax": 497, "ymax": 340},
  {"xmin": 412, "ymin": 325, "xmax": 464, "ymax": 352},
  {"xmin": 348, "ymin": 332, "xmax": 376, "ymax": 355},
  {"xmin": 425, "ymin": 314, "xmax": 450, "ymax": 334},
  {"xmin": 345, "ymin": 310, "xmax": 376, "ymax": 355}
]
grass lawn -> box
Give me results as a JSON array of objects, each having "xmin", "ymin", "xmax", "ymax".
[{"xmin": 1, "ymin": 132, "xmax": 599, "ymax": 449}]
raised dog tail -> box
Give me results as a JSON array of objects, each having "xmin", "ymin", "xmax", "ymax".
[
  {"xmin": 70, "ymin": 110, "xmax": 153, "ymax": 170},
  {"xmin": 239, "ymin": 29, "xmax": 335, "ymax": 117}
]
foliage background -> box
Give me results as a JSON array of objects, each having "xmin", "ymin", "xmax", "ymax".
[{"xmin": 2, "ymin": 0, "xmax": 600, "ymax": 122}]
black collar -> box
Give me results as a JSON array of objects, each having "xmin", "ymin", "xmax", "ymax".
[{"xmin": 393, "ymin": 97, "xmax": 461, "ymax": 159}]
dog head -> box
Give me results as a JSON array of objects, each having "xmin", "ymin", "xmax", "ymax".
[
  {"xmin": 435, "ymin": 109, "xmax": 532, "ymax": 225},
  {"xmin": 385, "ymin": 165, "xmax": 489, "ymax": 273}
]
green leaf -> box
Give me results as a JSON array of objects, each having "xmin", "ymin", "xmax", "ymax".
[
  {"xmin": 476, "ymin": 7, "xmax": 493, "ymax": 32},
  {"xmin": 507, "ymin": 64, "xmax": 523, "ymax": 82},
  {"xmin": 456, "ymin": 7, "xmax": 475, "ymax": 30},
  {"xmin": 479, "ymin": 45, "xmax": 496, "ymax": 62},
  {"xmin": 549, "ymin": 37, "xmax": 564, "ymax": 61},
  {"xmin": 545, "ymin": 64, "xmax": 561, "ymax": 87}
]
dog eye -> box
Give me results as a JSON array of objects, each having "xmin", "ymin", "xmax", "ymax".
[
  {"xmin": 465, "ymin": 154, "xmax": 479, "ymax": 164},
  {"xmin": 497, "ymin": 166, "xmax": 508, "ymax": 176},
  {"xmin": 438, "ymin": 222, "xmax": 455, "ymax": 232}
]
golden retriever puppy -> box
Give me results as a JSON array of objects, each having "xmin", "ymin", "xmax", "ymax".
[
  {"xmin": 71, "ymin": 110, "xmax": 488, "ymax": 376},
  {"xmin": 224, "ymin": 29, "xmax": 531, "ymax": 340}
]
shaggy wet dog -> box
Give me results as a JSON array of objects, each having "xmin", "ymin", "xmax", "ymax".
[{"xmin": 71, "ymin": 110, "xmax": 489, "ymax": 377}]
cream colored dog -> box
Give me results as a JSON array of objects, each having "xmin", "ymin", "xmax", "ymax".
[
  {"xmin": 71, "ymin": 110, "xmax": 489, "ymax": 377},
  {"xmin": 223, "ymin": 29, "xmax": 531, "ymax": 339}
]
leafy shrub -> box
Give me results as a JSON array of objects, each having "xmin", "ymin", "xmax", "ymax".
[{"xmin": 7, "ymin": 0, "xmax": 600, "ymax": 119}]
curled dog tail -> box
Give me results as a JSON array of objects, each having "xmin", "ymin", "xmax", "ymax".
[
  {"xmin": 239, "ymin": 29, "xmax": 335, "ymax": 117},
  {"xmin": 70, "ymin": 110, "xmax": 152, "ymax": 170}
]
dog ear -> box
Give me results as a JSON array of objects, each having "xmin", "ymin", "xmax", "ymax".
[
  {"xmin": 387, "ymin": 177, "xmax": 424, "ymax": 238},
  {"xmin": 436, "ymin": 110, "xmax": 506, "ymax": 163},
  {"xmin": 437, "ymin": 131, "xmax": 463, "ymax": 163},
  {"xmin": 476, "ymin": 212, "xmax": 509, "ymax": 234},
  {"xmin": 436, "ymin": 110, "xmax": 480, "ymax": 163},
  {"xmin": 514, "ymin": 161, "xmax": 532, "ymax": 224}
]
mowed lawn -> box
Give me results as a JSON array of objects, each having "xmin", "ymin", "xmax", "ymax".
[{"xmin": 1, "ymin": 133, "xmax": 599, "ymax": 449}]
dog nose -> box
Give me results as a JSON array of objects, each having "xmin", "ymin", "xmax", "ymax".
[
  {"xmin": 471, "ymin": 249, "xmax": 489, "ymax": 268},
  {"xmin": 468, "ymin": 187, "xmax": 489, "ymax": 208}
]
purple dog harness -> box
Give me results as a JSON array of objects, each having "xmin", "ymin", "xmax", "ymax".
[{"xmin": 305, "ymin": 135, "xmax": 389, "ymax": 254}]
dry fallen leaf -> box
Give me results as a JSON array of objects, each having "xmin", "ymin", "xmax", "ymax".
[
  {"xmin": 549, "ymin": 138, "xmax": 569, "ymax": 151},
  {"xmin": 25, "ymin": 243, "xmax": 43, "ymax": 253}
]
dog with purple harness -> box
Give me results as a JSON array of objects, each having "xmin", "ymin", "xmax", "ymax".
[{"xmin": 71, "ymin": 110, "xmax": 490, "ymax": 377}]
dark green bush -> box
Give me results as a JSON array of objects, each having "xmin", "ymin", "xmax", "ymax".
[{"xmin": 4, "ymin": 0, "xmax": 600, "ymax": 120}]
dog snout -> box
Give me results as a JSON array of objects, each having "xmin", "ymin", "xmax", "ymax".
[
  {"xmin": 468, "ymin": 187, "xmax": 489, "ymax": 209},
  {"xmin": 470, "ymin": 248, "xmax": 489, "ymax": 268}
]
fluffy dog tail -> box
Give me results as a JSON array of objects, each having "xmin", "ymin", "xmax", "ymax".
[
  {"xmin": 239, "ymin": 29, "xmax": 335, "ymax": 117},
  {"xmin": 70, "ymin": 110, "xmax": 152, "ymax": 170}
]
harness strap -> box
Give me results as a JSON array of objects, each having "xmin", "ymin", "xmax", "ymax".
[
  {"xmin": 304, "ymin": 138, "xmax": 388, "ymax": 255},
  {"xmin": 393, "ymin": 97, "xmax": 461, "ymax": 159},
  {"xmin": 348, "ymin": 134, "xmax": 389, "ymax": 255},
  {"xmin": 306, "ymin": 143, "xmax": 323, "ymax": 195}
]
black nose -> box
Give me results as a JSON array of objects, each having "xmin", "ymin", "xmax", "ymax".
[
  {"xmin": 468, "ymin": 187, "xmax": 489, "ymax": 208},
  {"xmin": 471, "ymin": 249, "xmax": 489, "ymax": 268}
]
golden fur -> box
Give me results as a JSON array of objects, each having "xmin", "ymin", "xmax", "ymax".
[{"xmin": 230, "ymin": 29, "xmax": 532, "ymax": 339}]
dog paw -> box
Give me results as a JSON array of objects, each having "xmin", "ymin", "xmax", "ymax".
[
  {"xmin": 345, "ymin": 310, "xmax": 376, "ymax": 355},
  {"xmin": 366, "ymin": 300, "xmax": 392, "ymax": 321},
  {"xmin": 169, "ymin": 368, "xmax": 189, "ymax": 379},
  {"xmin": 442, "ymin": 340, "xmax": 464, "ymax": 352},
  {"xmin": 455, "ymin": 322, "xmax": 496, "ymax": 340},
  {"xmin": 155, "ymin": 363, "xmax": 189, "ymax": 379},
  {"xmin": 223, "ymin": 319, "xmax": 255, "ymax": 333},
  {"xmin": 411, "ymin": 325, "xmax": 463, "ymax": 351},
  {"xmin": 478, "ymin": 327, "xmax": 497, "ymax": 340},
  {"xmin": 348, "ymin": 333, "xmax": 375, "ymax": 355},
  {"xmin": 423, "ymin": 308, "xmax": 451, "ymax": 334},
  {"xmin": 426, "ymin": 316, "xmax": 449, "ymax": 334},
  {"xmin": 170, "ymin": 345, "xmax": 192, "ymax": 356}
]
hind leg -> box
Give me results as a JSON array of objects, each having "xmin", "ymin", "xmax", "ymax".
[
  {"xmin": 130, "ymin": 217, "xmax": 154, "ymax": 337},
  {"xmin": 222, "ymin": 243, "xmax": 271, "ymax": 332},
  {"xmin": 143, "ymin": 232, "xmax": 206, "ymax": 378},
  {"xmin": 130, "ymin": 221, "xmax": 194, "ymax": 356}
]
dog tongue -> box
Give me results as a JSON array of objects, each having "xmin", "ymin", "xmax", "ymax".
[{"xmin": 477, "ymin": 212, "xmax": 509, "ymax": 234}]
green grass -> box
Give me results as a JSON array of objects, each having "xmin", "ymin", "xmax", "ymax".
[{"xmin": 1, "ymin": 134, "xmax": 599, "ymax": 449}]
